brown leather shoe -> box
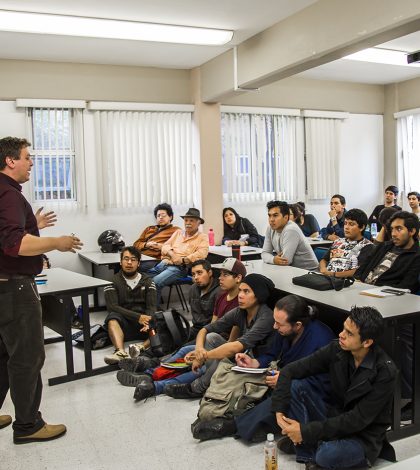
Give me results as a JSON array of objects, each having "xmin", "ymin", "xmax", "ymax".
[
  {"xmin": 14, "ymin": 423, "xmax": 67, "ymax": 444},
  {"xmin": 0, "ymin": 415, "xmax": 12, "ymax": 429}
]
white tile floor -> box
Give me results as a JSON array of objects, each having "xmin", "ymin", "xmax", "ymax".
[{"xmin": 2, "ymin": 310, "xmax": 420, "ymax": 470}]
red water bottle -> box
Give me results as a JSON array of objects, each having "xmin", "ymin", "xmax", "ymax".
[{"xmin": 208, "ymin": 228, "xmax": 215, "ymax": 246}]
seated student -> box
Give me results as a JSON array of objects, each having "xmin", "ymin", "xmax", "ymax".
[
  {"xmin": 163, "ymin": 273, "xmax": 276, "ymax": 399},
  {"xmin": 148, "ymin": 208, "xmax": 209, "ymax": 302},
  {"xmin": 188, "ymin": 259, "xmax": 220, "ymax": 340},
  {"xmin": 133, "ymin": 203, "xmax": 179, "ymax": 272},
  {"xmin": 272, "ymin": 307, "xmax": 397, "ymax": 470},
  {"xmin": 191, "ymin": 294, "xmax": 335, "ymax": 442},
  {"xmin": 320, "ymin": 194, "xmax": 347, "ymax": 241},
  {"xmin": 222, "ymin": 207, "xmax": 260, "ymax": 247},
  {"xmin": 115, "ymin": 259, "xmax": 247, "ymax": 399},
  {"xmin": 368, "ymin": 185, "xmax": 401, "ymax": 232},
  {"xmin": 319, "ymin": 209, "xmax": 372, "ymax": 278},
  {"xmin": 262, "ymin": 200, "xmax": 318, "ymax": 270},
  {"xmin": 289, "ymin": 202, "xmax": 320, "ymax": 238},
  {"xmin": 355, "ymin": 210, "xmax": 420, "ymax": 418},
  {"xmin": 103, "ymin": 246, "xmax": 157, "ymax": 364},
  {"xmin": 408, "ymin": 191, "xmax": 420, "ymax": 219},
  {"xmin": 374, "ymin": 206, "xmax": 398, "ymax": 243}
]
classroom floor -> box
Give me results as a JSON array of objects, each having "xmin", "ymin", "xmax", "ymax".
[{"xmin": 2, "ymin": 310, "xmax": 420, "ymax": 470}]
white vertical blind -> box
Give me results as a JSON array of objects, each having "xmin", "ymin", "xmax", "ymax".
[
  {"xmin": 305, "ymin": 117, "xmax": 341, "ymax": 200},
  {"xmin": 93, "ymin": 110, "xmax": 194, "ymax": 210},
  {"xmin": 397, "ymin": 114, "xmax": 420, "ymax": 194},
  {"xmin": 221, "ymin": 112, "xmax": 302, "ymax": 203}
]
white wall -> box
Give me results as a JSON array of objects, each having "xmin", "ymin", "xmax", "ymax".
[{"xmin": 231, "ymin": 114, "xmax": 384, "ymax": 235}]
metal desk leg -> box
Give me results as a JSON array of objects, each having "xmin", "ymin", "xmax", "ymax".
[{"xmin": 81, "ymin": 293, "xmax": 93, "ymax": 371}]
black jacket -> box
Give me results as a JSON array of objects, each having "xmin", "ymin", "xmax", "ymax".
[
  {"xmin": 222, "ymin": 217, "xmax": 260, "ymax": 247},
  {"xmin": 188, "ymin": 278, "xmax": 220, "ymax": 331},
  {"xmin": 354, "ymin": 241, "xmax": 420, "ymax": 293},
  {"xmin": 272, "ymin": 341, "xmax": 397, "ymax": 465}
]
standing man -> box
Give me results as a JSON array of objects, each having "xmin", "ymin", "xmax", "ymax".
[
  {"xmin": 0, "ymin": 137, "xmax": 82, "ymax": 444},
  {"xmin": 272, "ymin": 307, "xmax": 397, "ymax": 470},
  {"xmin": 148, "ymin": 208, "xmax": 209, "ymax": 301},
  {"xmin": 262, "ymin": 200, "xmax": 318, "ymax": 270},
  {"xmin": 408, "ymin": 191, "xmax": 420, "ymax": 219},
  {"xmin": 133, "ymin": 203, "xmax": 179, "ymax": 272},
  {"xmin": 368, "ymin": 185, "xmax": 401, "ymax": 232},
  {"xmin": 103, "ymin": 246, "xmax": 157, "ymax": 364},
  {"xmin": 320, "ymin": 194, "xmax": 347, "ymax": 241}
]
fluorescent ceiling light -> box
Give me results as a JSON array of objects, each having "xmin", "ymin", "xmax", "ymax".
[
  {"xmin": 343, "ymin": 47, "xmax": 420, "ymax": 67},
  {"xmin": 0, "ymin": 10, "xmax": 233, "ymax": 46}
]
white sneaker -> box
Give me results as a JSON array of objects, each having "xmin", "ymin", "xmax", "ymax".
[
  {"xmin": 129, "ymin": 343, "xmax": 145, "ymax": 358},
  {"xmin": 104, "ymin": 349, "xmax": 129, "ymax": 365}
]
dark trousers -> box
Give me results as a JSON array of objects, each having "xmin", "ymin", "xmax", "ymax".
[
  {"xmin": 289, "ymin": 379, "xmax": 367, "ymax": 469},
  {"xmin": 0, "ymin": 278, "xmax": 46, "ymax": 436},
  {"xmin": 235, "ymin": 396, "xmax": 278, "ymax": 442}
]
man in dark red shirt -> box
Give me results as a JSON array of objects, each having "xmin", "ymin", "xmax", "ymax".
[{"xmin": 0, "ymin": 137, "xmax": 83, "ymax": 444}]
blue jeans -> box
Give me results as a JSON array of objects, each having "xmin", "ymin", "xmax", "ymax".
[
  {"xmin": 146, "ymin": 344, "xmax": 205, "ymax": 395},
  {"xmin": 288, "ymin": 379, "xmax": 367, "ymax": 470},
  {"xmin": 148, "ymin": 261, "xmax": 187, "ymax": 303}
]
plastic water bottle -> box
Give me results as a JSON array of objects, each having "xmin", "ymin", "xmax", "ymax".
[
  {"xmin": 77, "ymin": 305, "xmax": 83, "ymax": 320},
  {"xmin": 371, "ymin": 222, "xmax": 378, "ymax": 239},
  {"xmin": 208, "ymin": 228, "xmax": 215, "ymax": 246},
  {"xmin": 264, "ymin": 433, "xmax": 278, "ymax": 470}
]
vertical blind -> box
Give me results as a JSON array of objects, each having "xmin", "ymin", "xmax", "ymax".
[
  {"xmin": 221, "ymin": 112, "xmax": 302, "ymax": 203},
  {"xmin": 397, "ymin": 114, "xmax": 420, "ymax": 194},
  {"xmin": 305, "ymin": 117, "xmax": 341, "ymax": 200},
  {"xmin": 93, "ymin": 110, "xmax": 194, "ymax": 210}
]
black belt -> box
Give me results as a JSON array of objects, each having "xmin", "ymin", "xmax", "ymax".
[{"xmin": 0, "ymin": 273, "xmax": 35, "ymax": 280}]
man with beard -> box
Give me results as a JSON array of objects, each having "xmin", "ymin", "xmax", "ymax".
[
  {"xmin": 103, "ymin": 246, "xmax": 157, "ymax": 364},
  {"xmin": 191, "ymin": 295, "xmax": 334, "ymax": 442}
]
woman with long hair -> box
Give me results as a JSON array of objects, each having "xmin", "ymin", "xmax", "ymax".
[{"xmin": 222, "ymin": 207, "xmax": 260, "ymax": 247}]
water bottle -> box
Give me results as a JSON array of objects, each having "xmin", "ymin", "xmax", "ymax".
[
  {"xmin": 264, "ymin": 433, "xmax": 278, "ymax": 470},
  {"xmin": 208, "ymin": 228, "xmax": 215, "ymax": 246},
  {"xmin": 371, "ymin": 222, "xmax": 378, "ymax": 239},
  {"xmin": 77, "ymin": 305, "xmax": 83, "ymax": 320}
]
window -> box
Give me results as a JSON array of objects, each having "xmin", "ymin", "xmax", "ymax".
[
  {"xmin": 93, "ymin": 109, "xmax": 195, "ymax": 210},
  {"xmin": 30, "ymin": 108, "xmax": 76, "ymax": 202},
  {"xmin": 221, "ymin": 112, "xmax": 303, "ymax": 203},
  {"xmin": 397, "ymin": 113, "xmax": 420, "ymax": 193}
]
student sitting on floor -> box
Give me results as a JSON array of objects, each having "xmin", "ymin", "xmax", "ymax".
[
  {"xmin": 103, "ymin": 246, "xmax": 157, "ymax": 364},
  {"xmin": 272, "ymin": 307, "xmax": 397, "ymax": 470},
  {"xmin": 191, "ymin": 294, "xmax": 335, "ymax": 442},
  {"xmin": 115, "ymin": 258, "xmax": 247, "ymax": 401},
  {"xmin": 319, "ymin": 208, "xmax": 372, "ymax": 278}
]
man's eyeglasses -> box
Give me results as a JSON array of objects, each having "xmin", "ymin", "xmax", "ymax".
[{"xmin": 122, "ymin": 257, "xmax": 138, "ymax": 263}]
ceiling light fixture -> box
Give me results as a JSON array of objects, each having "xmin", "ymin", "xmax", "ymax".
[
  {"xmin": 0, "ymin": 9, "xmax": 233, "ymax": 46},
  {"xmin": 343, "ymin": 47, "xmax": 420, "ymax": 67}
]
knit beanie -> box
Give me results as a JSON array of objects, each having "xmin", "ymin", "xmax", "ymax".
[{"xmin": 242, "ymin": 273, "xmax": 275, "ymax": 304}]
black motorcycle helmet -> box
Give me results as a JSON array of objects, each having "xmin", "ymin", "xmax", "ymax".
[{"xmin": 97, "ymin": 230, "xmax": 125, "ymax": 253}]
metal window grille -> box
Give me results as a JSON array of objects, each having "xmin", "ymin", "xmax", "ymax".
[{"xmin": 30, "ymin": 108, "xmax": 77, "ymax": 202}]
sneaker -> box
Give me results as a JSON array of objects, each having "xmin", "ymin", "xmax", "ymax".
[
  {"xmin": 14, "ymin": 423, "xmax": 66, "ymax": 444},
  {"xmin": 0, "ymin": 415, "xmax": 12, "ymax": 429},
  {"xmin": 129, "ymin": 343, "xmax": 145, "ymax": 358},
  {"xmin": 118, "ymin": 355, "xmax": 160, "ymax": 373},
  {"xmin": 133, "ymin": 376, "xmax": 155, "ymax": 401},
  {"xmin": 163, "ymin": 383, "xmax": 202, "ymax": 399},
  {"xmin": 116, "ymin": 370, "xmax": 151, "ymax": 387},
  {"xmin": 277, "ymin": 436, "xmax": 296, "ymax": 455},
  {"xmin": 401, "ymin": 402, "xmax": 413, "ymax": 425},
  {"xmin": 104, "ymin": 349, "xmax": 129, "ymax": 365}
]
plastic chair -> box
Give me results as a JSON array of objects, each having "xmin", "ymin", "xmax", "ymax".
[{"xmin": 166, "ymin": 276, "xmax": 193, "ymax": 311}]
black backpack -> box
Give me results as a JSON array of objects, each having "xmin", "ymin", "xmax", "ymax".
[{"xmin": 149, "ymin": 309, "xmax": 191, "ymax": 357}]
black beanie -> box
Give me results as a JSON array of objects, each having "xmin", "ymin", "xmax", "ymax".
[{"xmin": 242, "ymin": 273, "xmax": 275, "ymax": 304}]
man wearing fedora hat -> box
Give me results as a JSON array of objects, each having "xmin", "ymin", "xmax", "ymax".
[{"xmin": 148, "ymin": 208, "xmax": 209, "ymax": 302}]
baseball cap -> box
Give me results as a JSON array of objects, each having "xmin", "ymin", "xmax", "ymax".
[{"xmin": 212, "ymin": 257, "xmax": 247, "ymax": 278}]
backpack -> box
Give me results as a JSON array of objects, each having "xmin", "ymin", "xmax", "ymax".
[
  {"xmin": 148, "ymin": 309, "xmax": 191, "ymax": 357},
  {"xmin": 71, "ymin": 324, "xmax": 111, "ymax": 350},
  {"xmin": 197, "ymin": 358, "xmax": 270, "ymax": 422}
]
